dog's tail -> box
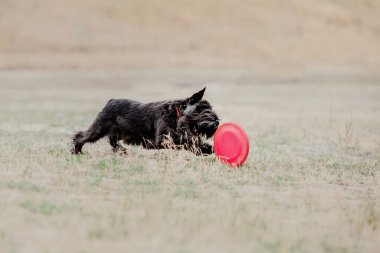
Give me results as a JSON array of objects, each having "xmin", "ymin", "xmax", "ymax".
[{"xmin": 72, "ymin": 131, "xmax": 84, "ymax": 143}]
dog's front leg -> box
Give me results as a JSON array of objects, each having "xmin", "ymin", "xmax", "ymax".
[
  {"xmin": 153, "ymin": 120, "xmax": 177, "ymax": 149},
  {"xmin": 176, "ymin": 118, "xmax": 213, "ymax": 155}
]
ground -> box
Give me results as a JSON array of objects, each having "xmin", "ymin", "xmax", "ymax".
[{"xmin": 0, "ymin": 70, "xmax": 379, "ymax": 253}]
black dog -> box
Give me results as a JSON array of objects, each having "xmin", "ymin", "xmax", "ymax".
[{"xmin": 72, "ymin": 87, "xmax": 219, "ymax": 155}]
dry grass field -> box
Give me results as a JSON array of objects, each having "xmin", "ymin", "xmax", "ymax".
[
  {"xmin": 1, "ymin": 0, "xmax": 380, "ymax": 252},
  {"xmin": 0, "ymin": 70, "xmax": 379, "ymax": 253}
]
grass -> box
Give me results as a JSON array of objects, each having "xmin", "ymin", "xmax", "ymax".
[{"xmin": 0, "ymin": 70, "xmax": 379, "ymax": 253}]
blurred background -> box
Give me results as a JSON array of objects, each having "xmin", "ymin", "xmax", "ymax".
[{"xmin": 1, "ymin": 0, "xmax": 379, "ymax": 75}]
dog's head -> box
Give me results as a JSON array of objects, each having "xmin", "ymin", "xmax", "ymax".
[{"xmin": 176, "ymin": 87, "xmax": 220, "ymax": 138}]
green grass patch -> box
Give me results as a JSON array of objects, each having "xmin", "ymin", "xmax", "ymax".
[
  {"xmin": 7, "ymin": 180, "xmax": 42, "ymax": 193},
  {"xmin": 20, "ymin": 200, "xmax": 70, "ymax": 215}
]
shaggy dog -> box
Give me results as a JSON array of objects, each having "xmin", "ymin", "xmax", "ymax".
[{"xmin": 71, "ymin": 88, "xmax": 219, "ymax": 155}]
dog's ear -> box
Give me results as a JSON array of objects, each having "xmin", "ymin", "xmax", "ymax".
[{"xmin": 188, "ymin": 87, "xmax": 206, "ymax": 105}]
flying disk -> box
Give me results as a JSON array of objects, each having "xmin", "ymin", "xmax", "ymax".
[{"xmin": 213, "ymin": 122, "xmax": 249, "ymax": 167}]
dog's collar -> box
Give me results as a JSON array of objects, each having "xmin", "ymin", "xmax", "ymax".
[{"xmin": 176, "ymin": 107, "xmax": 182, "ymax": 121}]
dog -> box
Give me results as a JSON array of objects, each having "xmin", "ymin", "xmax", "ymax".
[{"xmin": 71, "ymin": 87, "xmax": 220, "ymax": 155}]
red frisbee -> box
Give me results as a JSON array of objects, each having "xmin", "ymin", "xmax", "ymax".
[{"xmin": 213, "ymin": 122, "xmax": 250, "ymax": 167}]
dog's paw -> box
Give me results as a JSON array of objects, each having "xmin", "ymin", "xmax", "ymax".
[
  {"xmin": 113, "ymin": 145, "xmax": 128, "ymax": 155},
  {"xmin": 198, "ymin": 143, "xmax": 214, "ymax": 156},
  {"xmin": 71, "ymin": 147, "xmax": 82, "ymax": 155}
]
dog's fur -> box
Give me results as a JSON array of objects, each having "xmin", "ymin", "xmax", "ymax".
[{"xmin": 71, "ymin": 87, "xmax": 219, "ymax": 155}]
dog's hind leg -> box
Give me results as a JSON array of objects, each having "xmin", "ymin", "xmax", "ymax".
[
  {"xmin": 72, "ymin": 121, "xmax": 111, "ymax": 154},
  {"xmin": 108, "ymin": 133, "xmax": 127, "ymax": 154},
  {"xmin": 72, "ymin": 131, "xmax": 85, "ymax": 154}
]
